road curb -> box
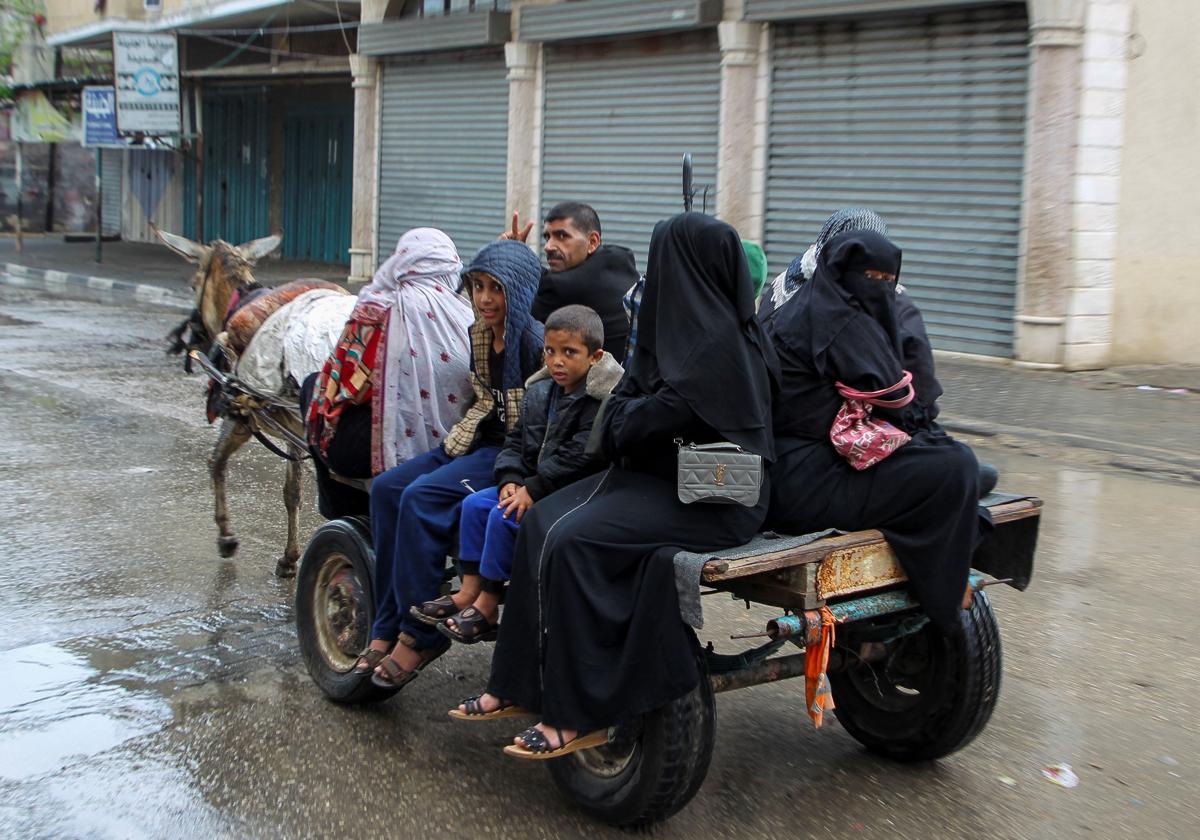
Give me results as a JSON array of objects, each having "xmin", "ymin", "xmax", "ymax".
[
  {"xmin": 942, "ymin": 415, "xmax": 1200, "ymax": 483},
  {"xmin": 1, "ymin": 261, "xmax": 192, "ymax": 313}
]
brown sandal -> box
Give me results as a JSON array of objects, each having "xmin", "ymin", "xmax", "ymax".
[
  {"xmin": 409, "ymin": 595, "xmax": 459, "ymax": 625},
  {"xmin": 437, "ymin": 606, "xmax": 499, "ymax": 644},
  {"xmin": 354, "ymin": 646, "xmax": 390, "ymax": 674},
  {"xmin": 370, "ymin": 634, "xmax": 451, "ymax": 690}
]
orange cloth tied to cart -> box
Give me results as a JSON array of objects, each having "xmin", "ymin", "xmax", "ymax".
[{"xmin": 805, "ymin": 606, "xmax": 838, "ymax": 728}]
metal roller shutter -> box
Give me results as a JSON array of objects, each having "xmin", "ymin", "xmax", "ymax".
[
  {"xmin": 542, "ymin": 32, "xmax": 720, "ymax": 270},
  {"xmin": 101, "ymin": 149, "xmax": 123, "ymax": 237},
  {"xmin": 765, "ymin": 6, "xmax": 1029, "ymax": 357},
  {"xmin": 378, "ymin": 52, "xmax": 508, "ymax": 263}
]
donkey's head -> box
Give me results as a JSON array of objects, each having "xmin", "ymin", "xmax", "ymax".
[{"xmin": 153, "ymin": 225, "xmax": 282, "ymax": 341}]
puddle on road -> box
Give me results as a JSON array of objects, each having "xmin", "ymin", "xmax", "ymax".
[{"xmin": 0, "ymin": 643, "xmax": 172, "ymax": 782}]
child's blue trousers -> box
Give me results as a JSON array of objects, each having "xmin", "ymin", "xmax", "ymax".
[
  {"xmin": 458, "ymin": 486, "xmax": 520, "ymax": 585},
  {"xmin": 367, "ymin": 444, "xmax": 500, "ymax": 649}
]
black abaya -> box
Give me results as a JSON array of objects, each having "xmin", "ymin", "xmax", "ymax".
[
  {"xmin": 486, "ymin": 465, "xmax": 768, "ymax": 731},
  {"xmin": 762, "ymin": 230, "xmax": 988, "ymax": 636},
  {"xmin": 486, "ymin": 214, "xmax": 776, "ymax": 731}
]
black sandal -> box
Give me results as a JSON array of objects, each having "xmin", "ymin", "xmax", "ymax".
[
  {"xmin": 437, "ymin": 606, "xmax": 499, "ymax": 644},
  {"xmin": 447, "ymin": 695, "xmax": 531, "ymax": 721},
  {"xmin": 409, "ymin": 595, "xmax": 459, "ymax": 625},
  {"xmin": 503, "ymin": 726, "xmax": 609, "ymax": 760}
]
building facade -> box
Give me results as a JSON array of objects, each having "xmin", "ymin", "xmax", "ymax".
[
  {"xmin": 41, "ymin": 0, "xmax": 1199, "ymax": 367},
  {"xmin": 45, "ymin": 0, "xmax": 358, "ymax": 262},
  {"xmin": 349, "ymin": 0, "xmax": 1194, "ymax": 368}
]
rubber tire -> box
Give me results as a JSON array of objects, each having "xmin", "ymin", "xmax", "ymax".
[
  {"xmin": 295, "ymin": 517, "xmax": 396, "ymax": 704},
  {"xmin": 829, "ymin": 592, "xmax": 1001, "ymax": 762},
  {"xmin": 547, "ymin": 651, "xmax": 715, "ymax": 827}
]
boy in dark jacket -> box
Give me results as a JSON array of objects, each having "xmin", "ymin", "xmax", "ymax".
[{"xmin": 437, "ymin": 305, "xmax": 624, "ymax": 644}]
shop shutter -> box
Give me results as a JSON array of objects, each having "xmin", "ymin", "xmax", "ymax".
[
  {"xmin": 100, "ymin": 148, "xmax": 123, "ymax": 237},
  {"xmin": 765, "ymin": 5, "xmax": 1029, "ymax": 356},
  {"xmin": 541, "ymin": 32, "xmax": 721, "ymax": 271},
  {"xmin": 378, "ymin": 52, "xmax": 509, "ymax": 263}
]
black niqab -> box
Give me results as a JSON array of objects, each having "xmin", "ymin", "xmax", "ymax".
[
  {"xmin": 775, "ymin": 229, "xmax": 904, "ymax": 369},
  {"xmin": 635, "ymin": 212, "xmax": 779, "ymax": 459}
]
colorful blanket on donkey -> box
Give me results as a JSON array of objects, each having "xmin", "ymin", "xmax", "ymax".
[{"xmin": 223, "ymin": 279, "xmax": 347, "ymax": 357}]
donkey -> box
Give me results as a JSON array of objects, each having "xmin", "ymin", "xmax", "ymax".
[{"xmin": 156, "ymin": 226, "xmax": 348, "ymax": 577}]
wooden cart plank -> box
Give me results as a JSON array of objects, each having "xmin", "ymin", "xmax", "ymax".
[{"xmin": 701, "ymin": 497, "xmax": 1041, "ymax": 584}]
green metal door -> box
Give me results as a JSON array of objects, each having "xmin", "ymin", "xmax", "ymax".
[
  {"xmin": 197, "ymin": 88, "xmax": 270, "ymax": 245},
  {"xmin": 283, "ymin": 106, "xmax": 353, "ymax": 263}
]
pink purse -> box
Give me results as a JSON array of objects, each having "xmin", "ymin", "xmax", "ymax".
[{"xmin": 829, "ymin": 371, "xmax": 915, "ymax": 471}]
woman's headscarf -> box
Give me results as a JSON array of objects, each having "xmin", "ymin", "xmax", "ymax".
[
  {"xmin": 461, "ymin": 239, "xmax": 545, "ymax": 388},
  {"xmin": 778, "ymin": 229, "xmax": 904, "ymax": 368},
  {"xmin": 742, "ymin": 241, "xmax": 769, "ymax": 299},
  {"xmin": 635, "ymin": 212, "xmax": 779, "ymax": 459},
  {"xmin": 308, "ymin": 228, "xmax": 475, "ymax": 473},
  {"xmin": 768, "ymin": 209, "xmax": 891, "ymax": 310}
]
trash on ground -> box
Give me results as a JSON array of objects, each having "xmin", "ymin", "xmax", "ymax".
[
  {"xmin": 998, "ymin": 775, "xmax": 1017, "ymax": 786},
  {"xmin": 1041, "ymin": 763, "xmax": 1080, "ymax": 788},
  {"xmin": 1160, "ymin": 756, "xmax": 1179, "ymax": 766},
  {"xmin": 1137, "ymin": 385, "xmax": 1160, "ymax": 391}
]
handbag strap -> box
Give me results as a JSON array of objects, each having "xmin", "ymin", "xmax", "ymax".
[{"xmin": 835, "ymin": 371, "xmax": 915, "ymax": 409}]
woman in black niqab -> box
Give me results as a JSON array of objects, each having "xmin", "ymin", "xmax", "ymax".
[
  {"xmin": 473, "ymin": 213, "xmax": 778, "ymax": 752},
  {"xmin": 763, "ymin": 229, "xmax": 990, "ymax": 636}
]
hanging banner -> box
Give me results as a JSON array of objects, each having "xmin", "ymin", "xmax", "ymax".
[
  {"xmin": 11, "ymin": 90, "xmax": 73, "ymax": 143},
  {"xmin": 113, "ymin": 31, "xmax": 181, "ymax": 135},
  {"xmin": 82, "ymin": 86, "xmax": 125, "ymax": 148}
]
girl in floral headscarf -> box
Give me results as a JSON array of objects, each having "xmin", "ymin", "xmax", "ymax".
[{"xmin": 307, "ymin": 228, "xmax": 475, "ymax": 476}]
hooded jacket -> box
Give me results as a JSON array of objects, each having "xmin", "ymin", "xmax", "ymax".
[
  {"xmin": 443, "ymin": 240, "xmax": 545, "ymax": 458},
  {"xmin": 493, "ymin": 351, "xmax": 624, "ymax": 500},
  {"xmin": 531, "ymin": 244, "xmax": 638, "ymax": 359}
]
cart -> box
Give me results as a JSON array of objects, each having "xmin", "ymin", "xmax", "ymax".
[{"xmin": 295, "ymin": 492, "xmax": 1040, "ymax": 826}]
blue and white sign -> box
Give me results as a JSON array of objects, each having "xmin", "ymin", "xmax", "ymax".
[
  {"xmin": 112, "ymin": 31, "xmax": 181, "ymax": 135},
  {"xmin": 82, "ymin": 86, "xmax": 123, "ymax": 147}
]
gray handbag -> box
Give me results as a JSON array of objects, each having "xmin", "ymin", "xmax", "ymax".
[{"xmin": 676, "ymin": 438, "xmax": 763, "ymax": 507}]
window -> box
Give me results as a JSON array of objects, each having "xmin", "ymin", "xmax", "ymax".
[{"xmin": 420, "ymin": 1, "xmax": 505, "ymax": 15}]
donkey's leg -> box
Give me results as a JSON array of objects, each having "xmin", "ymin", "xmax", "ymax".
[
  {"xmin": 277, "ymin": 451, "xmax": 303, "ymax": 578},
  {"xmin": 210, "ymin": 418, "xmax": 252, "ymax": 558}
]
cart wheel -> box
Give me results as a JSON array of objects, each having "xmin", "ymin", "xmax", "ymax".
[
  {"xmin": 547, "ymin": 650, "xmax": 714, "ymax": 827},
  {"xmin": 830, "ymin": 591, "xmax": 1001, "ymax": 762},
  {"xmin": 295, "ymin": 517, "xmax": 396, "ymax": 704}
]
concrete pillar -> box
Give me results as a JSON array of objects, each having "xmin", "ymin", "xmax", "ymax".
[
  {"xmin": 504, "ymin": 40, "xmax": 542, "ymax": 232},
  {"xmin": 347, "ymin": 52, "xmax": 380, "ymax": 286},
  {"xmin": 1015, "ymin": 0, "xmax": 1086, "ymax": 367},
  {"xmin": 716, "ymin": 21, "xmax": 763, "ymax": 239}
]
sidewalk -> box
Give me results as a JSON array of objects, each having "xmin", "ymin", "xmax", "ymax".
[
  {"xmin": 0, "ymin": 235, "xmax": 349, "ymax": 312},
  {"xmin": 3, "ymin": 234, "xmax": 1197, "ymax": 482}
]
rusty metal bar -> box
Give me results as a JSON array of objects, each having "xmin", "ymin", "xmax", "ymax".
[
  {"xmin": 710, "ymin": 651, "xmax": 807, "ymax": 693},
  {"xmin": 709, "ymin": 645, "xmax": 888, "ymax": 694}
]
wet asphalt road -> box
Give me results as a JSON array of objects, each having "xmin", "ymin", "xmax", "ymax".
[{"xmin": 0, "ymin": 286, "xmax": 1194, "ymax": 840}]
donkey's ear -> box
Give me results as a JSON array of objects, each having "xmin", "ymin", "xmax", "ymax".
[
  {"xmin": 236, "ymin": 232, "xmax": 282, "ymax": 264},
  {"xmin": 152, "ymin": 223, "xmax": 210, "ymax": 264}
]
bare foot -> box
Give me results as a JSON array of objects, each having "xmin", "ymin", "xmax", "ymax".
[
  {"xmin": 451, "ymin": 576, "xmax": 482, "ymax": 610},
  {"xmin": 961, "ymin": 583, "xmax": 974, "ymax": 610},
  {"xmin": 515, "ymin": 721, "xmax": 578, "ymax": 750}
]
